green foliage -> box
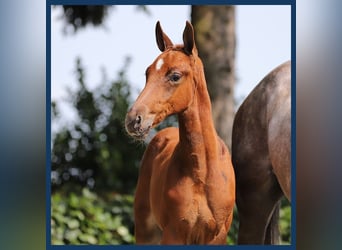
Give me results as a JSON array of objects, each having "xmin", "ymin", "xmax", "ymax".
[
  {"xmin": 226, "ymin": 206, "xmax": 239, "ymax": 244},
  {"xmin": 227, "ymin": 201, "xmax": 291, "ymax": 245},
  {"xmin": 223, "ymin": 199, "xmax": 291, "ymax": 245},
  {"xmin": 51, "ymin": 57, "xmax": 142, "ymax": 244},
  {"xmin": 51, "ymin": 187, "xmax": 291, "ymax": 245},
  {"xmin": 51, "ymin": 188, "xmax": 134, "ymax": 244},
  {"xmin": 280, "ymin": 199, "xmax": 291, "ymax": 244},
  {"xmin": 58, "ymin": 5, "xmax": 150, "ymax": 34},
  {"xmin": 60, "ymin": 6, "xmax": 110, "ymax": 34},
  {"xmin": 52, "ymin": 57, "xmax": 145, "ymax": 193}
]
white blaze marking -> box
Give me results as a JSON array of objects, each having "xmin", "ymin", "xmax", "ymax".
[{"xmin": 156, "ymin": 58, "xmax": 164, "ymax": 71}]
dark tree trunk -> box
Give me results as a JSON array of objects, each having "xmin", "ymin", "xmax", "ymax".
[{"xmin": 191, "ymin": 5, "xmax": 236, "ymax": 150}]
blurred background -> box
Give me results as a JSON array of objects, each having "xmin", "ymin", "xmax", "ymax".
[{"xmin": 50, "ymin": 5, "xmax": 291, "ymax": 245}]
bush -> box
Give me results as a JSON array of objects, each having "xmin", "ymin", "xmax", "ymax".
[
  {"xmin": 280, "ymin": 199, "xmax": 291, "ymax": 244},
  {"xmin": 227, "ymin": 200, "xmax": 291, "ymax": 245},
  {"xmin": 227, "ymin": 206, "xmax": 239, "ymax": 244},
  {"xmin": 51, "ymin": 188, "xmax": 135, "ymax": 244},
  {"xmin": 51, "ymin": 57, "xmax": 145, "ymax": 194}
]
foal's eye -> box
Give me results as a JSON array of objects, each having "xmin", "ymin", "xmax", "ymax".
[{"xmin": 169, "ymin": 73, "xmax": 182, "ymax": 83}]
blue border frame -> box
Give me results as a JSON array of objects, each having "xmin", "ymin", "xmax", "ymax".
[
  {"xmin": 47, "ymin": 0, "xmax": 52, "ymax": 248},
  {"xmin": 290, "ymin": 1, "xmax": 296, "ymax": 247},
  {"xmin": 50, "ymin": 0, "xmax": 292, "ymax": 4},
  {"xmin": 47, "ymin": 1, "xmax": 296, "ymax": 249}
]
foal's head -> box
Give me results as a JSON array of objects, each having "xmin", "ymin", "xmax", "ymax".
[{"xmin": 125, "ymin": 21, "xmax": 202, "ymax": 140}]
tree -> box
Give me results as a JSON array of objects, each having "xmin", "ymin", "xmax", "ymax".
[
  {"xmin": 58, "ymin": 5, "xmax": 150, "ymax": 34},
  {"xmin": 191, "ymin": 6, "xmax": 238, "ymax": 244},
  {"xmin": 191, "ymin": 6, "xmax": 236, "ymax": 149}
]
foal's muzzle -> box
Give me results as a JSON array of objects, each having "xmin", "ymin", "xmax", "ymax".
[{"xmin": 125, "ymin": 108, "xmax": 154, "ymax": 140}]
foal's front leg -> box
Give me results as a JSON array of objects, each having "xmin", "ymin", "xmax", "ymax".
[
  {"xmin": 134, "ymin": 183, "xmax": 162, "ymax": 244},
  {"xmin": 134, "ymin": 211, "xmax": 162, "ymax": 244},
  {"xmin": 160, "ymin": 225, "xmax": 187, "ymax": 245},
  {"xmin": 134, "ymin": 154, "xmax": 162, "ymax": 244}
]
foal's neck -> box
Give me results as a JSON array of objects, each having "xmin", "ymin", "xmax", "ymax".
[{"xmin": 177, "ymin": 67, "xmax": 219, "ymax": 181}]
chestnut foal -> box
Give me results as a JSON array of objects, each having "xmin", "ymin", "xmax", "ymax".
[{"xmin": 125, "ymin": 21, "xmax": 235, "ymax": 244}]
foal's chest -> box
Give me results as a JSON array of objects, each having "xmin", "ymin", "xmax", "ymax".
[{"xmin": 163, "ymin": 178, "xmax": 221, "ymax": 243}]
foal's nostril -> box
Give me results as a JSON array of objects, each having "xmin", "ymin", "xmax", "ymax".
[
  {"xmin": 136, "ymin": 115, "xmax": 142, "ymax": 124},
  {"xmin": 134, "ymin": 115, "xmax": 142, "ymax": 129}
]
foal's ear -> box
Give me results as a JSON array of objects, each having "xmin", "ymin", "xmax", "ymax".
[
  {"xmin": 183, "ymin": 21, "xmax": 195, "ymax": 55},
  {"xmin": 155, "ymin": 21, "xmax": 173, "ymax": 52}
]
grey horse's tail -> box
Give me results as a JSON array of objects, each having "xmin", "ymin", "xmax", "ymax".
[{"xmin": 265, "ymin": 200, "xmax": 281, "ymax": 244}]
